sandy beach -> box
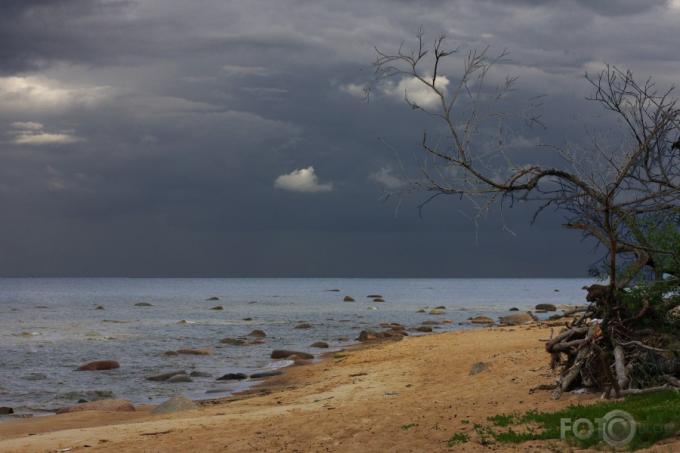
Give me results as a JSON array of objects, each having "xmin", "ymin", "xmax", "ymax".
[{"xmin": 1, "ymin": 324, "xmax": 677, "ymax": 452}]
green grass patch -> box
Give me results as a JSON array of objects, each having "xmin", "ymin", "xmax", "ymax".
[
  {"xmin": 401, "ymin": 423, "xmax": 417, "ymax": 431},
  {"xmin": 446, "ymin": 432, "xmax": 469, "ymax": 447},
  {"xmin": 477, "ymin": 390, "xmax": 680, "ymax": 450}
]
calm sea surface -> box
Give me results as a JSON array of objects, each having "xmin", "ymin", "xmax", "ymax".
[{"xmin": 0, "ymin": 278, "xmax": 592, "ymax": 417}]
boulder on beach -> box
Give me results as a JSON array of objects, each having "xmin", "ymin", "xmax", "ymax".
[
  {"xmin": 469, "ymin": 316, "xmax": 494, "ymax": 325},
  {"xmin": 310, "ymin": 341, "xmax": 329, "ymax": 348},
  {"xmin": 176, "ymin": 348, "xmax": 212, "ymax": 356},
  {"xmin": 217, "ymin": 372, "xmax": 248, "ymax": 381},
  {"xmin": 271, "ymin": 350, "xmax": 313, "ymax": 360},
  {"xmin": 295, "ymin": 322, "xmax": 313, "ymax": 329},
  {"xmin": 77, "ymin": 360, "xmax": 120, "ymax": 371},
  {"xmin": 535, "ymin": 303, "xmax": 557, "ymax": 312},
  {"xmin": 147, "ymin": 371, "xmax": 187, "ymax": 382},
  {"xmin": 152, "ymin": 396, "xmax": 198, "ymax": 415},
  {"xmin": 56, "ymin": 399, "xmax": 135, "ymax": 414},
  {"xmin": 247, "ymin": 329, "xmax": 267, "ymax": 338},
  {"xmin": 250, "ymin": 370, "xmax": 283, "ymax": 379},
  {"xmin": 499, "ymin": 312, "xmax": 536, "ymax": 326},
  {"xmin": 357, "ymin": 329, "xmax": 404, "ymax": 342},
  {"xmin": 343, "ymin": 296, "xmax": 355, "ymax": 302}
]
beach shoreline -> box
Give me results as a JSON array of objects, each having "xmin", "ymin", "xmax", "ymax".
[{"xmin": 0, "ymin": 322, "xmax": 641, "ymax": 452}]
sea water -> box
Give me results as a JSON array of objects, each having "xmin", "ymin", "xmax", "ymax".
[{"xmin": 0, "ymin": 278, "xmax": 592, "ymax": 417}]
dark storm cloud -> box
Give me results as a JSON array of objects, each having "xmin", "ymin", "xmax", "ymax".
[{"xmin": 0, "ymin": 0, "xmax": 679, "ymax": 276}]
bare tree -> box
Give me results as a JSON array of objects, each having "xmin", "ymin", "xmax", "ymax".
[{"xmin": 373, "ymin": 31, "xmax": 680, "ymax": 397}]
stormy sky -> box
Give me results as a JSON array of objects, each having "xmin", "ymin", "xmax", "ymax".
[{"xmin": 1, "ymin": 0, "xmax": 679, "ymax": 277}]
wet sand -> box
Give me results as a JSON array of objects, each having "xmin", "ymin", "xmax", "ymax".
[{"xmin": 1, "ymin": 324, "xmax": 678, "ymax": 452}]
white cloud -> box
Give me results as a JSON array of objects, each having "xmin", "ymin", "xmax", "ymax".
[
  {"xmin": 0, "ymin": 76, "xmax": 109, "ymax": 113},
  {"xmin": 13, "ymin": 132, "xmax": 82, "ymax": 146},
  {"xmin": 340, "ymin": 83, "xmax": 368, "ymax": 98},
  {"xmin": 11, "ymin": 121, "xmax": 44, "ymax": 131},
  {"xmin": 9, "ymin": 121, "xmax": 83, "ymax": 146},
  {"xmin": 370, "ymin": 166, "xmax": 407, "ymax": 191},
  {"xmin": 274, "ymin": 166, "xmax": 333, "ymax": 193},
  {"xmin": 383, "ymin": 76, "xmax": 449, "ymax": 109}
]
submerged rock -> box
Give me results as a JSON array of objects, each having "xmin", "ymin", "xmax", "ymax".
[
  {"xmin": 210, "ymin": 305, "xmax": 224, "ymax": 310},
  {"xmin": 189, "ymin": 371, "xmax": 212, "ymax": 378},
  {"xmin": 166, "ymin": 374, "xmax": 193, "ymax": 383},
  {"xmin": 61, "ymin": 390, "xmax": 114, "ymax": 401},
  {"xmin": 77, "ymin": 360, "xmax": 120, "ymax": 371},
  {"xmin": 295, "ymin": 322, "xmax": 313, "ymax": 329},
  {"xmin": 415, "ymin": 326, "xmax": 433, "ymax": 333},
  {"xmin": 56, "ymin": 399, "xmax": 135, "ymax": 414},
  {"xmin": 220, "ymin": 338, "xmax": 247, "ymax": 346},
  {"xmin": 250, "ymin": 370, "xmax": 283, "ymax": 379},
  {"xmin": 469, "ymin": 316, "xmax": 494, "ymax": 324},
  {"xmin": 134, "ymin": 302, "xmax": 153, "ymax": 307},
  {"xmin": 343, "ymin": 296, "xmax": 355, "ymax": 302},
  {"xmin": 152, "ymin": 396, "xmax": 197, "ymax": 415},
  {"xmin": 217, "ymin": 372, "xmax": 248, "ymax": 381},
  {"xmin": 247, "ymin": 329, "xmax": 267, "ymax": 338},
  {"xmin": 175, "ymin": 348, "xmax": 212, "ymax": 356},
  {"xmin": 373, "ymin": 298, "xmax": 385, "ymax": 303},
  {"xmin": 271, "ymin": 350, "xmax": 313, "ymax": 360},
  {"xmin": 367, "ymin": 294, "xmax": 383, "ymax": 298},
  {"xmin": 535, "ymin": 303, "xmax": 557, "ymax": 311},
  {"xmin": 146, "ymin": 371, "xmax": 187, "ymax": 382},
  {"xmin": 509, "ymin": 307, "xmax": 519, "ymax": 311},
  {"xmin": 429, "ymin": 308, "xmax": 445, "ymax": 315},
  {"xmin": 206, "ymin": 296, "xmax": 220, "ymax": 301}
]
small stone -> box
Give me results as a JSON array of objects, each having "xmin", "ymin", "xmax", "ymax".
[
  {"xmin": 152, "ymin": 396, "xmax": 197, "ymax": 415},
  {"xmin": 469, "ymin": 362, "xmax": 490, "ymax": 376},
  {"xmin": 310, "ymin": 341, "xmax": 329, "ymax": 348}
]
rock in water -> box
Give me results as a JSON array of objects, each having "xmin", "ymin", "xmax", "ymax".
[
  {"xmin": 220, "ymin": 338, "xmax": 247, "ymax": 346},
  {"xmin": 152, "ymin": 396, "xmax": 198, "ymax": 415},
  {"xmin": 77, "ymin": 360, "xmax": 120, "ymax": 371},
  {"xmin": 469, "ymin": 316, "xmax": 494, "ymax": 324},
  {"xmin": 535, "ymin": 303, "xmax": 557, "ymax": 311},
  {"xmin": 310, "ymin": 341, "xmax": 329, "ymax": 348},
  {"xmin": 469, "ymin": 362, "xmax": 490, "ymax": 376},
  {"xmin": 166, "ymin": 374, "xmax": 193, "ymax": 383},
  {"xmin": 175, "ymin": 348, "xmax": 212, "ymax": 355},
  {"xmin": 210, "ymin": 305, "xmax": 224, "ymax": 310},
  {"xmin": 270, "ymin": 350, "xmax": 313, "ymax": 360},
  {"xmin": 343, "ymin": 296, "xmax": 355, "ymax": 302},
  {"xmin": 250, "ymin": 370, "xmax": 283, "ymax": 379},
  {"xmin": 499, "ymin": 312, "xmax": 535, "ymax": 325},
  {"xmin": 0, "ymin": 407, "xmax": 13, "ymax": 415},
  {"xmin": 56, "ymin": 399, "xmax": 135, "ymax": 414},
  {"xmin": 217, "ymin": 373, "xmax": 247, "ymax": 381},
  {"xmin": 206, "ymin": 296, "xmax": 220, "ymax": 301},
  {"xmin": 146, "ymin": 371, "xmax": 187, "ymax": 382},
  {"xmin": 295, "ymin": 322, "xmax": 313, "ymax": 329},
  {"xmin": 415, "ymin": 326, "xmax": 433, "ymax": 332},
  {"xmin": 247, "ymin": 329, "xmax": 267, "ymax": 338},
  {"xmin": 134, "ymin": 302, "xmax": 153, "ymax": 307},
  {"xmin": 509, "ymin": 307, "xmax": 519, "ymax": 311},
  {"xmin": 429, "ymin": 308, "xmax": 445, "ymax": 315}
]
